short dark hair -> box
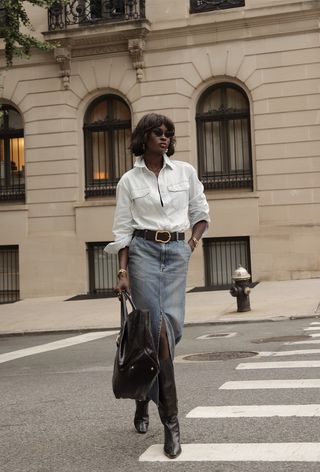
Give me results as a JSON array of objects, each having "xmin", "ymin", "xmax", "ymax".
[{"xmin": 130, "ymin": 113, "xmax": 176, "ymax": 157}]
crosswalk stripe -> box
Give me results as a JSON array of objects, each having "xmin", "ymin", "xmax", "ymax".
[
  {"xmin": 304, "ymin": 327, "xmax": 320, "ymax": 331},
  {"xmin": 310, "ymin": 322, "xmax": 320, "ymax": 325},
  {"xmin": 0, "ymin": 331, "xmax": 118, "ymax": 364},
  {"xmin": 258, "ymin": 349, "xmax": 320, "ymax": 357},
  {"xmin": 237, "ymin": 360, "xmax": 320, "ymax": 370},
  {"xmin": 310, "ymin": 333, "xmax": 320, "ymax": 337},
  {"xmin": 220, "ymin": 379, "xmax": 320, "ymax": 389},
  {"xmin": 285, "ymin": 339, "xmax": 320, "ymax": 345},
  {"xmin": 139, "ymin": 443, "xmax": 320, "ymax": 462},
  {"xmin": 186, "ymin": 405, "xmax": 320, "ymax": 418}
]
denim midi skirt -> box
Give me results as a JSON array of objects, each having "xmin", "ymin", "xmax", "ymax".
[{"xmin": 128, "ymin": 235, "xmax": 192, "ymax": 405}]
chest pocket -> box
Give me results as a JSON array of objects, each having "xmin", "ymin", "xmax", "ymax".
[
  {"xmin": 167, "ymin": 181, "xmax": 189, "ymax": 210},
  {"xmin": 131, "ymin": 187, "xmax": 150, "ymax": 200},
  {"xmin": 130, "ymin": 187, "xmax": 151, "ymax": 211}
]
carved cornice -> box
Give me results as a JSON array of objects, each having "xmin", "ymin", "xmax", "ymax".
[{"xmin": 44, "ymin": 20, "xmax": 151, "ymax": 49}]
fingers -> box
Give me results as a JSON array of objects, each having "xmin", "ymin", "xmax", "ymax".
[{"xmin": 114, "ymin": 286, "xmax": 130, "ymax": 300}]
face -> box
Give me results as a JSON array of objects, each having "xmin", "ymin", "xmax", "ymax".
[{"xmin": 145, "ymin": 124, "xmax": 174, "ymax": 155}]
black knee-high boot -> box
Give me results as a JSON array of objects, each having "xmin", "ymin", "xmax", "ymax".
[
  {"xmin": 158, "ymin": 358, "xmax": 181, "ymax": 459},
  {"xmin": 134, "ymin": 400, "xmax": 149, "ymax": 434}
]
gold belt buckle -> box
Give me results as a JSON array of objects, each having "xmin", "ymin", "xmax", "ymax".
[{"xmin": 155, "ymin": 231, "xmax": 171, "ymax": 243}]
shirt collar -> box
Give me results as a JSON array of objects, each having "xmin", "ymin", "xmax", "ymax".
[{"xmin": 134, "ymin": 153, "xmax": 175, "ymax": 170}]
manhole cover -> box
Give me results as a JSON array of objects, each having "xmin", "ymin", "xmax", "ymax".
[
  {"xmin": 252, "ymin": 335, "xmax": 310, "ymax": 344},
  {"xmin": 182, "ymin": 351, "xmax": 258, "ymax": 361}
]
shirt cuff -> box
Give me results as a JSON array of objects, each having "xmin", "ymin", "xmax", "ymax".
[
  {"xmin": 190, "ymin": 215, "xmax": 211, "ymax": 236},
  {"xmin": 104, "ymin": 235, "xmax": 132, "ymax": 254}
]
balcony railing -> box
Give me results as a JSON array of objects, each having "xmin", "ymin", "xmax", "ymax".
[
  {"xmin": 190, "ymin": 0, "xmax": 245, "ymax": 14},
  {"xmin": 48, "ymin": 0, "xmax": 145, "ymax": 31}
]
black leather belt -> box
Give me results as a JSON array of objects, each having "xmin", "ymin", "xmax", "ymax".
[{"xmin": 134, "ymin": 229, "xmax": 185, "ymax": 244}]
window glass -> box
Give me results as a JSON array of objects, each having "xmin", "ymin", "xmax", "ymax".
[
  {"xmin": 84, "ymin": 95, "xmax": 133, "ymax": 197},
  {"xmin": 196, "ymin": 83, "xmax": 252, "ymax": 190},
  {"xmin": 0, "ymin": 105, "xmax": 25, "ymax": 201}
]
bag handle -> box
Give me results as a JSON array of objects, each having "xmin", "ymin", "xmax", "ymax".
[{"xmin": 120, "ymin": 291, "xmax": 136, "ymax": 325}]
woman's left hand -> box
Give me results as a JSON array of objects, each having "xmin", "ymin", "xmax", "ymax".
[{"xmin": 188, "ymin": 240, "xmax": 195, "ymax": 252}]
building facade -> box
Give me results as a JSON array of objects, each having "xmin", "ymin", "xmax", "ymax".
[{"xmin": 0, "ymin": 0, "xmax": 320, "ymax": 302}]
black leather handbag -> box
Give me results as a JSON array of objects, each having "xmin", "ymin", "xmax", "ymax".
[{"xmin": 112, "ymin": 291, "xmax": 159, "ymax": 400}]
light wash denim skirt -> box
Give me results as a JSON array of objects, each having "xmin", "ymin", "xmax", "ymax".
[{"xmin": 128, "ymin": 235, "xmax": 192, "ymax": 405}]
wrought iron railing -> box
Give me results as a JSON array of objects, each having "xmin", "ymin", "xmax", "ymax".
[
  {"xmin": 190, "ymin": 0, "xmax": 245, "ymax": 14},
  {"xmin": 48, "ymin": 0, "xmax": 146, "ymax": 31},
  {"xmin": 200, "ymin": 172, "xmax": 253, "ymax": 191},
  {"xmin": 0, "ymin": 186, "xmax": 25, "ymax": 202}
]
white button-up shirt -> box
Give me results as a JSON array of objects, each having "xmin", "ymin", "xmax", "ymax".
[{"xmin": 105, "ymin": 154, "xmax": 210, "ymax": 254}]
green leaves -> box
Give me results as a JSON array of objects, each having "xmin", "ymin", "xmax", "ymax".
[{"xmin": 0, "ymin": 0, "xmax": 63, "ymax": 67}]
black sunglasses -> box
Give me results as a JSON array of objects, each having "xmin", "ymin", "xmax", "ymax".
[{"xmin": 152, "ymin": 128, "xmax": 175, "ymax": 138}]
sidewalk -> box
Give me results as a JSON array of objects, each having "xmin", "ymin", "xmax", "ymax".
[{"xmin": 0, "ymin": 279, "xmax": 319, "ymax": 335}]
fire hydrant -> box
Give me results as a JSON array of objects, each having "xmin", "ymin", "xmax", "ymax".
[{"xmin": 230, "ymin": 265, "xmax": 251, "ymax": 312}]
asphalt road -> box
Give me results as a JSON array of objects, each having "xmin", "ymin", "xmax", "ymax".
[{"xmin": 1, "ymin": 318, "xmax": 320, "ymax": 472}]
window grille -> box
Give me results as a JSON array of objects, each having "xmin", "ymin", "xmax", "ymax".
[
  {"xmin": 0, "ymin": 105, "xmax": 25, "ymax": 201},
  {"xmin": 203, "ymin": 236, "xmax": 251, "ymax": 289},
  {"xmin": 84, "ymin": 95, "xmax": 133, "ymax": 198},
  {"xmin": 0, "ymin": 245, "xmax": 20, "ymax": 303},
  {"xmin": 196, "ymin": 83, "xmax": 253, "ymax": 190},
  {"xmin": 48, "ymin": 0, "xmax": 146, "ymax": 30},
  {"xmin": 190, "ymin": 0, "xmax": 245, "ymax": 14},
  {"xmin": 87, "ymin": 242, "xmax": 118, "ymax": 296}
]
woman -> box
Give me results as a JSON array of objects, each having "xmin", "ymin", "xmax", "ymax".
[{"xmin": 105, "ymin": 113, "xmax": 210, "ymax": 459}]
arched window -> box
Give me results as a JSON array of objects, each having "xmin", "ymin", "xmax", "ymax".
[
  {"xmin": 196, "ymin": 83, "xmax": 253, "ymax": 190},
  {"xmin": 0, "ymin": 105, "xmax": 25, "ymax": 201},
  {"xmin": 84, "ymin": 94, "xmax": 133, "ymax": 197}
]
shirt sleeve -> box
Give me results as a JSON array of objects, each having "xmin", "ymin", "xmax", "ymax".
[
  {"xmin": 188, "ymin": 166, "xmax": 211, "ymax": 231},
  {"xmin": 104, "ymin": 178, "xmax": 134, "ymax": 254}
]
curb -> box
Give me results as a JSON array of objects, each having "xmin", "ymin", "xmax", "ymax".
[{"xmin": 0, "ymin": 313, "xmax": 319, "ymax": 337}]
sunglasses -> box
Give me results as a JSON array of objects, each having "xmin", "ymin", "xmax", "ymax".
[{"xmin": 152, "ymin": 128, "xmax": 175, "ymax": 138}]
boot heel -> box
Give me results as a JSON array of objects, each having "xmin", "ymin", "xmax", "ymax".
[{"xmin": 163, "ymin": 415, "xmax": 182, "ymax": 459}]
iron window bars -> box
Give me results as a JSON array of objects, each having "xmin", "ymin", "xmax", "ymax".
[
  {"xmin": 87, "ymin": 242, "xmax": 118, "ymax": 296},
  {"xmin": 196, "ymin": 83, "xmax": 253, "ymax": 190},
  {"xmin": 0, "ymin": 245, "xmax": 19, "ymax": 304},
  {"xmin": 190, "ymin": 0, "xmax": 245, "ymax": 14},
  {"xmin": 203, "ymin": 236, "xmax": 251, "ymax": 289},
  {"xmin": 48, "ymin": 0, "xmax": 146, "ymax": 30}
]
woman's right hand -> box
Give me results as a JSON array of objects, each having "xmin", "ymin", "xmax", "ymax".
[{"xmin": 115, "ymin": 275, "xmax": 130, "ymax": 298}]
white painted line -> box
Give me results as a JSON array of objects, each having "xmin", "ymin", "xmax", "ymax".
[
  {"xmin": 310, "ymin": 333, "xmax": 320, "ymax": 337},
  {"xmin": 139, "ymin": 443, "xmax": 320, "ymax": 462},
  {"xmin": 0, "ymin": 331, "xmax": 118, "ymax": 364},
  {"xmin": 304, "ymin": 327, "xmax": 320, "ymax": 331},
  {"xmin": 258, "ymin": 349, "xmax": 320, "ymax": 357},
  {"xmin": 187, "ymin": 404, "xmax": 320, "ymax": 418},
  {"xmin": 285, "ymin": 339, "xmax": 320, "ymax": 345},
  {"xmin": 196, "ymin": 332, "xmax": 237, "ymax": 340},
  {"xmin": 237, "ymin": 360, "xmax": 320, "ymax": 370},
  {"xmin": 220, "ymin": 379, "xmax": 320, "ymax": 390},
  {"xmin": 310, "ymin": 322, "xmax": 320, "ymax": 325}
]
